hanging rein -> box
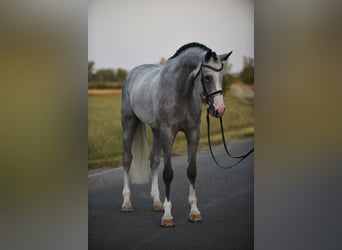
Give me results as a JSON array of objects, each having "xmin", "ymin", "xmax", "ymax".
[{"xmin": 195, "ymin": 62, "xmax": 254, "ymax": 169}]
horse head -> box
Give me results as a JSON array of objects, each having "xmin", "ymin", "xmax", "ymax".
[{"xmin": 196, "ymin": 50, "xmax": 232, "ymax": 118}]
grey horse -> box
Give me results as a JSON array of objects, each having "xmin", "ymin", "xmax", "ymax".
[{"xmin": 121, "ymin": 42, "xmax": 232, "ymax": 227}]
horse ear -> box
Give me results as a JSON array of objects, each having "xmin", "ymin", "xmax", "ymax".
[{"xmin": 220, "ymin": 51, "xmax": 233, "ymax": 62}]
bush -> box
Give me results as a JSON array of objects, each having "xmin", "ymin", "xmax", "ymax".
[
  {"xmin": 88, "ymin": 61, "xmax": 128, "ymax": 89},
  {"xmin": 239, "ymin": 57, "xmax": 254, "ymax": 84},
  {"xmin": 222, "ymin": 73, "xmax": 235, "ymax": 92}
]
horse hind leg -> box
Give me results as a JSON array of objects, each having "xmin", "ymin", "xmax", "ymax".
[
  {"xmin": 150, "ymin": 129, "xmax": 163, "ymax": 212},
  {"xmin": 121, "ymin": 113, "xmax": 139, "ymax": 212}
]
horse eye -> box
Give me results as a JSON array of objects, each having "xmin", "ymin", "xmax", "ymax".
[{"xmin": 204, "ymin": 76, "xmax": 211, "ymax": 82}]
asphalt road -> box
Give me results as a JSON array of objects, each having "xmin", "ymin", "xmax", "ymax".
[{"xmin": 89, "ymin": 138, "xmax": 254, "ymax": 250}]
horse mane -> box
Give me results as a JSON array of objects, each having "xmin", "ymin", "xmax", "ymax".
[{"xmin": 168, "ymin": 42, "xmax": 213, "ymax": 60}]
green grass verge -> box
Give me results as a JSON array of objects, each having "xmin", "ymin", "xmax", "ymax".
[
  {"xmin": 88, "ymin": 84, "xmax": 254, "ymax": 169},
  {"xmin": 88, "ymin": 81, "xmax": 123, "ymax": 89}
]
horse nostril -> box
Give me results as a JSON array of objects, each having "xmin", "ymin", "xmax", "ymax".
[{"xmin": 215, "ymin": 107, "xmax": 225, "ymax": 117}]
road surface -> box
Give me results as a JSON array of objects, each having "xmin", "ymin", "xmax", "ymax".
[{"xmin": 89, "ymin": 138, "xmax": 254, "ymax": 250}]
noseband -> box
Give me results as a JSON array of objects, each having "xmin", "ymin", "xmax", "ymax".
[{"xmin": 194, "ymin": 62, "xmax": 224, "ymax": 104}]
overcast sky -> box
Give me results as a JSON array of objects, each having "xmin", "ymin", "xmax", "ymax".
[{"xmin": 88, "ymin": 0, "xmax": 253, "ymax": 73}]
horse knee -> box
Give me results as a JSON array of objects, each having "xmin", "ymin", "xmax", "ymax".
[
  {"xmin": 163, "ymin": 167, "xmax": 173, "ymax": 185},
  {"xmin": 163, "ymin": 167, "xmax": 173, "ymax": 200}
]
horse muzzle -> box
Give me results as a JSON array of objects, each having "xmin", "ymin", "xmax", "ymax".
[{"xmin": 208, "ymin": 95, "xmax": 225, "ymax": 118}]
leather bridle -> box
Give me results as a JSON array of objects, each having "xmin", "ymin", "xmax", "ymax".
[
  {"xmin": 194, "ymin": 61, "xmax": 254, "ymax": 169},
  {"xmin": 194, "ymin": 62, "xmax": 224, "ymax": 104}
]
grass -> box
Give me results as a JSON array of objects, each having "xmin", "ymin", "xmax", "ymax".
[
  {"xmin": 88, "ymin": 94, "xmax": 122, "ymax": 168},
  {"xmin": 88, "ymin": 83, "xmax": 254, "ymax": 169}
]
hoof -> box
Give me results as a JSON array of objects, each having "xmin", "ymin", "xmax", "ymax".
[
  {"xmin": 152, "ymin": 202, "xmax": 164, "ymax": 212},
  {"xmin": 121, "ymin": 203, "xmax": 133, "ymax": 213},
  {"xmin": 189, "ymin": 213, "xmax": 202, "ymax": 223},
  {"xmin": 161, "ymin": 217, "xmax": 174, "ymax": 227}
]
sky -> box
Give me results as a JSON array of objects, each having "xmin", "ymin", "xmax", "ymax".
[{"xmin": 88, "ymin": 0, "xmax": 253, "ymax": 73}]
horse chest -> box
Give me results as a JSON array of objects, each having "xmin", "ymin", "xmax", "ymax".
[{"xmin": 159, "ymin": 105, "xmax": 201, "ymax": 129}]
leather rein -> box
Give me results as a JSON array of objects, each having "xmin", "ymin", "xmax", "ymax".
[{"xmin": 194, "ymin": 62, "xmax": 255, "ymax": 169}]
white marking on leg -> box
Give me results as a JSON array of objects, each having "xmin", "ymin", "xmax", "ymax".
[
  {"xmin": 189, "ymin": 184, "xmax": 200, "ymax": 215},
  {"xmin": 150, "ymin": 170, "xmax": 161, "ymax": 204},
  {"xmin": 162, "ymin": 199, "xmax": 173, "ymax": 218},
  {"xmin": 122, "ymin": 171, "xmax": 131, "ymax": 206}
]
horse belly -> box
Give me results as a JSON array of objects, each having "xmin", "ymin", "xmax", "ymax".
[
  {"xmin": 126, "ymin": 64, "xmax": 162, "ymax": 128},
  {"xmin": 130, "ymin": 83, "xmax": 158, "ymax": 128}
]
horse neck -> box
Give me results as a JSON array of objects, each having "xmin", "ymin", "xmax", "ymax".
[
  {"xmin": 167, "ymin": 49, "xmax": 204, "ymax": 98},
  {"xmin": 176, "ymin": 49, "xmax": 204, "ymax": 74}
]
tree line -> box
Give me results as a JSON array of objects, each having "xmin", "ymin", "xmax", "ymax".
[
  {"xmin": 88, "ymin": 56, "xmax": 253, "ymax": 89},
  {"xmin": 88, "ymin": 61, "xmax": 128, "ymax": 89}
]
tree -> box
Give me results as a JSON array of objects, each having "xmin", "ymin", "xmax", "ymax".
[
  {"xmin": 87, "ymin": 62, "xmax": 128, "ymax": 89},
  {"xmin": 95, "ymin": 69, "xmax": 116, "ymax": 82},
  {"xmin": 222, "ymin": 62, "xmax": 235, "ymax": 92},
  {"xmin": 239, "ymin": 57, "xmax": 254, "ymax": 84},
  {"xmin": 116, "ymin": 68, "xmax": 128, "ymax": 82},
  {"xmin": 88, "ymin": 61, "xmax": 95, "ymax": 82}
]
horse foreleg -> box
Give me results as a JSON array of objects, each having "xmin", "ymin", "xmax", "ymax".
[
  {"xmin": 160, "ymin": 127, "xmax": 175, "ymax": 227},
  {"xmin": 161, "ymin": 157, "xmax": 174, "ymax": 227},
  {"xmin": 186, "ymin": 128, "xmax": 202, "ymax": 223},
  {"xmin": 188, "ymin": 184, "xmax": 201, "ymax": 222}
]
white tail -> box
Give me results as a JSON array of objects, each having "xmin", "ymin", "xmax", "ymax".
[{"xmin": 130, "ymin": 122, "xmax": 150, "ymax": 184}]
